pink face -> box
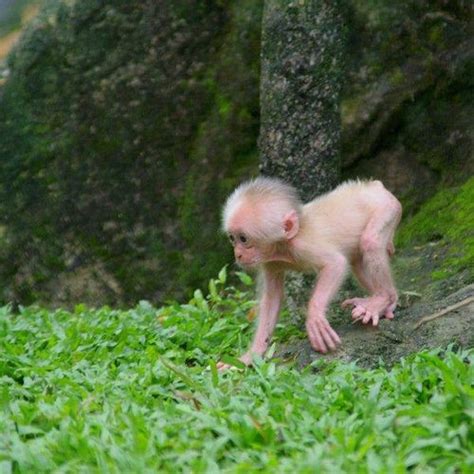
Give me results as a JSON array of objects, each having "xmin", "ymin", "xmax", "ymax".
[
  {"xmin": 227, "ymin": 232, "xmax": 263, "ymax": 267},
  {"xmin": 225, "ymin": 202, "xmax": 271, "ymax": 266}
]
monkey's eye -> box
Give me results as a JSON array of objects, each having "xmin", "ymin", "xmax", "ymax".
[
  {"xmin": 238, "ymin": 234, "xmax": 248, "ymax": 244},
  {"xmin": 228, "ymin": 234, "xmax": 235, "ymax": 244}
]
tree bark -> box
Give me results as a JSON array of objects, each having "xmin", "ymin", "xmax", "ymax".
[
  {"xmin": 259, "ymin": 0, "xmax": 345, "ymax": 201},
  {"xmin": 259, "ymin": 0, "xmax": 346, "ymax": 315}
]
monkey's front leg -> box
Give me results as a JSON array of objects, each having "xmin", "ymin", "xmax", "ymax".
[
  {"xmin": 217, "ymin": 269, "xmax": 284, "ymax": 370},
  {"xmin": 306, "ymin": 256, "xmax": 347, "ymax": 353}
]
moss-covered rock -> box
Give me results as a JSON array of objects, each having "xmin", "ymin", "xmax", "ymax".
[
  {"xmin": 0, "ymin": 0, "xmax": 471, "ymax": 306},
  {"xmin": 342, "ymin": 1, "xmax": 473, "ymax": 212},
  {"xmin": 0, "ymin": 0, "xmax": 262, "ymax": 305}
]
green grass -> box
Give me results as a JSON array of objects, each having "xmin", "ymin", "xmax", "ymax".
[{"xmin": 1, "ymin": 269, "xmax": 473, "ymax": 473}]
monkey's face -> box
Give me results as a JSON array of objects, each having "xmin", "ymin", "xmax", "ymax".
[{"xmin": 228, "ymin": 232, "xmax": 266, "ymax": 267}]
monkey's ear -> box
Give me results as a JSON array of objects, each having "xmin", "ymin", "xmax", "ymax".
[{"xmin": 283, "ymin": 210, "xmax": 299, "ymax": 239}]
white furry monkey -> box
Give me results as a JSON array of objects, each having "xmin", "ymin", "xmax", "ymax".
[{"xmin": 219, "ymin": 177, "xmax": 401, "ymax": 369}]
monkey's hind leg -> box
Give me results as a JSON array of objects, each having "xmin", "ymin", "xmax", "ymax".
[
  {"xmin": 342, "ymin": 264, "xmax": 397, "ymax": 326},
  {"xmin": 342, "ymin": 198, "xmax": 401, "ymax": 325},
  {"xmin": 342, "ymin": 258, "xmax": 395, "ymax": 326}
]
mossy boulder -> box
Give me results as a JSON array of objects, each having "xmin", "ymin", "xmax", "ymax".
[
  {"xmin": 0, "ymin": 0, "xmax": 471, "ymax": 306},
  {"xmin": 342, "ymin": 1, "xmax": 473, "ymax": 213},
  {"xmin": 0, "ymin": 0, "xmax": 262, "ymax": 305}
]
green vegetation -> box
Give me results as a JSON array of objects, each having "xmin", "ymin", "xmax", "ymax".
[
  {"xmin": 1, "ymin": 269, "xmax": 472, "ymax": 472},
  {"xmin": 397, "ymin": 177, "xmax": 474, "ymax": 280}
]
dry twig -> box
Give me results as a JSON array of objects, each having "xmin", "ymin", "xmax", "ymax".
[{"xmin": 414, "ymin": 296, "xmax": 474, "ymax": 330}]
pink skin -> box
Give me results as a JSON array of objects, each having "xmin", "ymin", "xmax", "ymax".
[
  {"xmin": 218, "ymin": 225, "xmax": 343, "ymax": 368},
  {"xmin": 247, "ymin": 215, "xmax": 341, "ymax": 356},
  {"xmin": 233, "ymin": 242, "xmax": 261, "ymax": 266},
  {"xmin": 341, "ymin": 198, "xmax": 401, "ymax": 325},
  {"xmin": 306, "ymin": 254, "xmax": 346, "ymax": 353},
  {"xmin": 218, "ymin": 190, "xmax": 401, "ymax": 370},
  {"xmin": 217, "ymin": 268, "xmax": 284, "ymax": 370}
]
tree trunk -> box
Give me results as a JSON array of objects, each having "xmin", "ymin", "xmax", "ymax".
[
  {"xmin": 259, "ymin": 0, "xmax": 345, "ymax": 201},
  {"xmin": 259, "ymin": 0, "xmax": 346, "ymax": 316}
]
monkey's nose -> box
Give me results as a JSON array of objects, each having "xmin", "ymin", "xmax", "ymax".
[{"xmin": 235, "ymin": 251, "xmax": 242, "ymax": 261}]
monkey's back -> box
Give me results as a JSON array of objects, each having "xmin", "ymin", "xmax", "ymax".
[{"xmin": 300, "ymin": 180, "xmax": 388, "ymax": 257}]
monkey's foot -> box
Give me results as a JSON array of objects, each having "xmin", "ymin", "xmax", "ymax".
[
  {"xmin": 217, "ymin": 352, "xmax": 252, "ymax": 371},
  {"xmin": 341, "ymin": 296, "xmax": 394, "ymax": 326}
]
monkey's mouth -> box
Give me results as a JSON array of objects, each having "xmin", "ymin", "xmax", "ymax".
[{"xmin": 236, "ymin": 259, "xmax": 259, "ymax": 269}]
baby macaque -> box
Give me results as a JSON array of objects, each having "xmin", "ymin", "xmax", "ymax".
[{"xmin": 219, "ymin": 177, "xmax": 402, "ymax": 369}]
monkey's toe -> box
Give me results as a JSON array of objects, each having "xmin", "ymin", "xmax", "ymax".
[
  {"xmin": 362, "ymin": 312, "xmax": 372, "ymax": 324},
  {"xmin": 342, "ymin": 297, "xmax": 365, "ymax": 309},
  {"xmin": 347, "ymin": 296, "xmax": 394, "ymax": 327},
  {"xmin": 352, "ymin": 305, "xmax": 366, "ymax": 318}
]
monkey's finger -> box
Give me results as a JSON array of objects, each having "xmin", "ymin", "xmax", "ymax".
[
  {"xmin": 321, "ymin": 319, "xmax": 341, "ymax": 346},
  {"xmin": 326, "ymin": 328, "xmax": 341, "ymax": 350},
  {"xmin": 308, "ymin": 324, "xmax": 327, "ymax": 353},
  {"xmin": 372, "ymin": 312, "xmax": 379, "ymax": 326},
  {"xmin": 312, "ymin": 332, "xmax": 327, "ymax": 353},
  {"xmin": 320, "ymin": 328, "xmax": 337, "ymax": 351},
  {"xmin": 328, "ymin": 326, "xmax": 342, "ymax": 345}
]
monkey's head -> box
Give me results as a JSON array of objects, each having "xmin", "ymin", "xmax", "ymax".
[{"xmin": 223, "ymin": 177, "xmax": 302, "ymax": 267}]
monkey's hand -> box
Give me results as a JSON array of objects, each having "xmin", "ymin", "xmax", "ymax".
[
  {"xmin": 216, "ymin": 352, "xmax": 253, "ymax": 371},
  {"xmin": 306, "ymin": 315, "xmax": 341, "ymax": 353}
]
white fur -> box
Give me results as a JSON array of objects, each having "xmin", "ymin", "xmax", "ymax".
[
  {"xmin": 299, "ymin": 180, "xmax": 393, "ymax": 257},
  {"xmin": 222, "ymin": 177, "xmax": 302, "ymax": 242}
]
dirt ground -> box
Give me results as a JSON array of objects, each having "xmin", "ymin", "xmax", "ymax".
[{"xmin": 277, "ymin": 242, "xmax": 473, "ymax": 368}]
